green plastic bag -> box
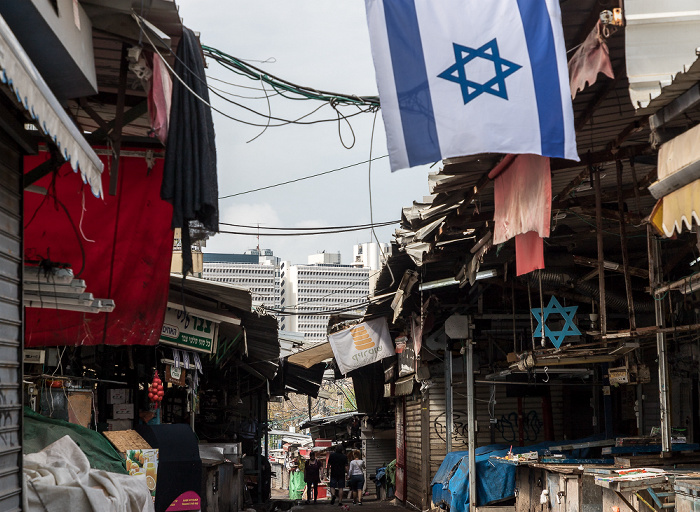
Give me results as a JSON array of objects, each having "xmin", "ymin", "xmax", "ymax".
[{"xmin": 289, "ymin": 470, "xmax": 306, "ymax": 499}]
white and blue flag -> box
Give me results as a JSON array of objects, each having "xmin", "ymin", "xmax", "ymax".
[{"xmin": 365, "ymin": 0, "xmax": 579, "ymax": 171}]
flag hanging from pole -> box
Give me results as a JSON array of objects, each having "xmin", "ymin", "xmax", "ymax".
[{"xmin": 364, "ymin": 0, "xmax": 579, "ymax": 171}]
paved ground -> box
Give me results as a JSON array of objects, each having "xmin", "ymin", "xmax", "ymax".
[{"xmin": 269, "ymin": 490, "xmax": 401, "ymax": 512}]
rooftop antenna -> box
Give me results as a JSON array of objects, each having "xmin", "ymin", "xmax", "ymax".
[{"xmin": 256, "ymin": 223, "xmax": 260, "ymax": 254}]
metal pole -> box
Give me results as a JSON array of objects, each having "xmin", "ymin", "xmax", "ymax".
[
  {"xmin": 445, "ymin": 332, "xmax": 453, "ymax": 453},
  {"xmin": 616, "ymin": 161, "xmax": 636, "ymax": 331},
  {"xmin": 648, "ymin": 227, "xmax": 672, "ymax": 452},
  {"xmin": 466, "ymin": 338, "xmax": 477, "ymax": 510},
  {"xmin": 593, "ymin": 166, "xmax": 607, "ymax": 337}
]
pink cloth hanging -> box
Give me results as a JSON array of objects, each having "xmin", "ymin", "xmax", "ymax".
[
  {"xmin": 569, "ymin": 20, "xmax": 614, "ymax": 99},
  {"xmin": 148, "ymin": 54, "xmax": 172, "ymax": 144}
]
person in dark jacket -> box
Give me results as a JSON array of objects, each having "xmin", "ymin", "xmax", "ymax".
[
  {"xmin": 327, "ymin": 445, "xmax": 349, "ymax": 505},
  {"xmin": 304, "ymin": 451, "xmax": 322, "ymax": 504}
]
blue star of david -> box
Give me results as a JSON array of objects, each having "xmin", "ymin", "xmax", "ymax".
[
  {"xmin": 531, "ymin": 296, "xmax": 581, "ymax": 349},
  {"xmin": 438, "ymin": 38, "xmax": 521, "ymax": 105}
]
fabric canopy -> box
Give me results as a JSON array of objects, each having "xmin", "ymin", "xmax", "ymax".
[
  {"xmin": 287, "ymin": 342, "xmax": 335, "ymax": 369},
  {"xmin": 0, "ymin": 14, "xmax": 103, "ymax": 196},
  {"xmin": 24, "ymin": 152, "xmax": 173, "ymax": 346},
  {"xmin": 650, "ymin": 123, "xmax": 700, "ymax": 237}
]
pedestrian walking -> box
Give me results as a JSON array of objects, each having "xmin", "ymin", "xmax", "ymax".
[
  {"xmin": 348, "ymin": 449, "xmax": 365, "ymax": 505},
  {"xmin": 304, "ymin": 451, "xmax": 321, "ymax": 504},
  {"xmin": 327, "ymin": 445, "xmax": 348, "ymax": 505}
]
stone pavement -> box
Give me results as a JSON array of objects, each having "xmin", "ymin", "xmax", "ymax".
[{"xmin": 269, "ymin": 495, "xmax": 404, "ymax": 512}]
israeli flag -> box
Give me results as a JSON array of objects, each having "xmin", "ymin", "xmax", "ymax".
[{"xmin": 365, "ymin": 0, "xmax": 579, "ymax": 171}]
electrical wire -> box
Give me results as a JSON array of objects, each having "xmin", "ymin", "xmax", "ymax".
[
  {"xmin": 218, "ymin": 155, "xmax": 388, "ymax": 199},
  {"xmin": 203, "ymin": 45, "xmax": 380, "ymax": 108},
  {"xmin": 219, "ymin": 220, "xmax": 400, "ymax": 230},
  {"xmin": 217, "ymin": 221, "xmax": 397, "ymax": 237}
]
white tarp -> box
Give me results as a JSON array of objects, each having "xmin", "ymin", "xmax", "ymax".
[
  {"xmin": 328, "ymin": 317, "xmax": 394, "ymax": 375},
  {"xmin": 24, "ymin": 435, "xmax": 154, "ymax": 512},
  {"xmin": 0, "ymin": 14, "xmax": 103, "ymax": 197}
]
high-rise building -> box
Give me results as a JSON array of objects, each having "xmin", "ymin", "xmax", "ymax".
[
  {"xmin": 352, "ymin": 242, "xmax": 391, "ymax": 293},
  {"xmin": 279, "ymin": 258, "xmax": 370, "ymax": 341},
  {"xmin": 202, "ymin": 249, "xmax": 281, "ymax": 313},
  {"xmin": 202, "ymin": 243, "xmax": 390, "ymax": 341}
]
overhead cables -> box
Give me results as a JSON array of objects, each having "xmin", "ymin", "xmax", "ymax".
[
  {"xmin": 218, "ymin": 155, "xmax": 388, "ymax": 199},
  {"xmin": 218, "ymin": 220, "xmax": 398, "ymax": 237},
  {"xmin": 202, "ymin": 45, "xmax": 380, "ymax": 108},
  {"xmin": 220, "ymin": 220, "xmax": 399, "ymax": 231}
]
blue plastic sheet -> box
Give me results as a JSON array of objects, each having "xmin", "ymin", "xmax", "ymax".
[{"xmin": 431, "ymin": 442, "xmax": 557, "ymax": 512}]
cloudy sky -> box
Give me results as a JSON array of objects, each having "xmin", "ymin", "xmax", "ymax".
[{"xmin": 176, "ymin": 0, "xmax": 430, "ymax": 265}]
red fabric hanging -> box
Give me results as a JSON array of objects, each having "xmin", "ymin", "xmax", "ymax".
[
  {"xmin": 515, "ymin": 231, "xmax": 544, "ymax": 276},
  {"xmin": 24, "ymin": 152, "xmax": 173, "ymax": 347}
]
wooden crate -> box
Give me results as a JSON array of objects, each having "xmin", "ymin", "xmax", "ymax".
[{"xmin": 103, "ymin": 429, "xmax": 151, "ymax": 455}]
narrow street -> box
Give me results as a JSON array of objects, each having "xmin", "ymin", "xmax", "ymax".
[{"xmin": 272, "ymin": 497, "xmax": 402, "ymax": 512}]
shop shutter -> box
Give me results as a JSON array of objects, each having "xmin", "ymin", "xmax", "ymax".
[
  {"xmin": 362, "ymin": 436, "xmax": 396, "ymax": 495},
  {"xmin": 0, "ymin": 134, "xmax": 23, "ymax": 511},
  {"xmin": 404, "ymin": 398, "xmax": 423, "ymax": 509}
]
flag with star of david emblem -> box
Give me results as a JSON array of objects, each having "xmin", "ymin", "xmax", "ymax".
[{"xmin": 364, "ymin": 0, "xmax": 579, "ymax": 171}]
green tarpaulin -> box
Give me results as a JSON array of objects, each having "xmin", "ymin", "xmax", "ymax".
[{"xmin": 23, "ymin": 407, "xmax": 127, "ymax": 474}]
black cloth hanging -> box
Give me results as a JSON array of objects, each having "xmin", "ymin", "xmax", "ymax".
[{"xmin": 161, "ymin": 27, "xmax": 218, "ymax": 276}]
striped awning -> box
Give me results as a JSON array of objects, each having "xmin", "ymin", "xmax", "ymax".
[{"xmin": 0, "ymin": 14, "xmax": 103, "ymax": 196}]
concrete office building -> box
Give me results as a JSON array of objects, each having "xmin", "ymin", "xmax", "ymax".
[
  {"xmin": 279, "ymin": 251, "xmax": 371, "ymax": 341},
  {"xmin": 203, "ymin": 243, "xmax": 391, "ymax": 341},
  {"xmin": 202, "ymin": 249, "xmax": 281, "ymax": 313}
]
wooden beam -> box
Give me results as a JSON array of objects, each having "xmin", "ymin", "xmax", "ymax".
[
  {"xmin": 109, "ymin": 44, "xmax": 129, "ymax": 196},
  {"xmin": 573, "ymin": 254, "xmax": 649, "ymax": 280},
  {"xmin": 554, "ymin": 168, "xmax": 589, "ymax": 200},
  {"xmin": 578, "ymin": 206, "xmax": 645, "ymax": 226},
  {"xmin": 78, "ymin": 98, "xmax": 110, "ymax": 134},
  {"xmin": 89, "ymin": 100, "xmax": 148, "ymax": 141},
  {"xmin": 550, "ymin": 144, "xmax": 652, "ymax": 172},
  {"xmin": 23, "ymin": 151, "xmax": 64, "ymax": 188},
  {"xmin": 574, "ymin": 63, "xmax": 625, "ymax": 132}
]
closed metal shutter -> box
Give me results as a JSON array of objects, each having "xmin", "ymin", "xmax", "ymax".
[
  {"xmin": 0, "ymin": 133, "xmax": 23, "ymax": 511},
  {"xmin": 430, "ymin": 373, "xmax": 565, "ymax": 469},
  {"xmin": 405, "ymin": 398, "xmax": 423, "ymax": 510},
  {"xmin": 361, "ymin": 436, "xmax": 395, "ymax": 495}
]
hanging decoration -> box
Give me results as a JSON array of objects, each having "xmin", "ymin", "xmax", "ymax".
[
  {"xmin": 530, "ymin": 296, "xmax": 581, "ymax": 348},
  {"xmin": 148, "ymin": 371, "xmax": 164, "ymax": 408}
]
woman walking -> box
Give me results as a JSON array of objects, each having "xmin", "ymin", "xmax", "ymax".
[
  {"xmin": 304, "ymin": 451, "xmax": 322, "ymax": 504},
  {"xmin": 348, "ymin": 449, "xmax": 365, "ymax": 505}
]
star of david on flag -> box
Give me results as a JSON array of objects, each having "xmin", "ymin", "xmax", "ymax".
[
  {"xmin": 531, "ymin": 296, "xmax": 581, "ymax": 348},
  {"xmin": 364, "ymin": 0, "xmax": 579, "ymax": 171}
]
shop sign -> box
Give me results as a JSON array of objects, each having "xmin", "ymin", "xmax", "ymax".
[
  {"xmin": 160, "ymin": 308, "xmax": 218, "ymax": 353},
  {"xmin": 165, "ymin": 364, "xmax": 186, "ymax": 386}
]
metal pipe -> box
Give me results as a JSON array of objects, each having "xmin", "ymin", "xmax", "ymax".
[
  {"xmin": 617, "ymin": 160, "xmax": 637, "ymax": 331},
  {"xmin": 593, "ymin": 166, "xmax": 607, "ymax": 336},
  {"xmin": 527, "ymin": 283, "xmax": 535, "ymax": 352},
  {"xmin": 466, "ymin": 338, "xmax": 477, "ymax": 509},
  {"xmin": 648, "ymin": 226, "xmax": 672, "ymax": 452},
  {"xmin": 445, "ymin": 332, "xmax": 453, "ymax": 453}
]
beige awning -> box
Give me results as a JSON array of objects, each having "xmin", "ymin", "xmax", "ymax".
[
  {"xmin": 287, "ymin": 342, "xmax": 334, "ymax": 369},
  {"xmin": 649, "ymin": 122, "xmax": 700, "ymax": 237},
  {"xmin": 0, "ymin": 14, "xmax": 103, "ymax": 196}
]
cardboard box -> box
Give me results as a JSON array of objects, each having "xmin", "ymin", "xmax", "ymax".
[
  {"xmin": 107, "ymin": 389, "xmax": 127, "ymax": 405},
  {"xmin": 107, "ymin": 419, "xmax": 132, "ymax": 431},
  {"xmin": 112, "ymin": 403, "xmax": 135, "ymax": 419}
]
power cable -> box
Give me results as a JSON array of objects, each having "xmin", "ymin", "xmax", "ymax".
[
  {"xmin": 218, "ymin": 155, "xmax": 388, "ymax": 199},
  {"xmin": 217, "ymin": 221, "xmax": 397, "ymax": 237},
  {"xmin": 219, "ymin": 220, "xmax": 400, "ymax": 230}
]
